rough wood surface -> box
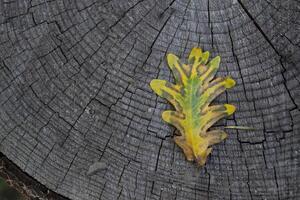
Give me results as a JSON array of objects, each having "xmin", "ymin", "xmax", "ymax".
[{"xmin": 0, "ymin": 0, "xmax": 299, "ymax": 199}]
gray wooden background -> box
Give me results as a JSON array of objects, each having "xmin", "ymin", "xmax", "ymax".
[{"xmin": 0, "ymin": 0, "xmax": 299, "ymax": 199}]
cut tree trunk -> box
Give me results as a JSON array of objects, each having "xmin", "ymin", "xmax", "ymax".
[{"xmin": 0, "ymin": 0, "xmax": 299, "ymax": 200}]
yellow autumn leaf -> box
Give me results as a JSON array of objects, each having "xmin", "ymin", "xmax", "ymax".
[{"xmin": 150, "ymin": 47, "xmax": 237, "ymax": 166}]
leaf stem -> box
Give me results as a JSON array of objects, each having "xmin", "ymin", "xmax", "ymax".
[{"xmin": 224, "ymin": 126, "xmax": 255, "ymax": 130}]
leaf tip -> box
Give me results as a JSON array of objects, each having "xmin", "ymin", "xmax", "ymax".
[
  {"xmin": 200, "ymin": 51, "xmax": 210, "ymax": 64},
  {"xmin": 167, "ymin": 53, "xmax": 178, "ymax": 66},
  {"xmin": 220, "ymin": 132, "xmax": 228, "ymax": 140},
  {"xmin": 150, "ymin": 79, "xmax": 163, "ymax": 93},
  {"xmin": 189, "ymin": 47, "xmax": 202, "ymax": 61},
  {"xmin": 161, "ymin": 111, "xmax": 169, "ymax": 121},
  {"xmin": 224, "ymin": 104, "xmax": 236, "ymax": 115},
  {"xmin": 224, "ymin": 77, "xmax": 236, "ymax": 88},
  {"xmin": 215, "ymin": 56, "xmax": 221, "ymax": 62}
]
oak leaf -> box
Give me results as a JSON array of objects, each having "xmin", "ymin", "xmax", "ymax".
[{"xmin": 150, "ymin": 47, "xmax": 236, "ymax": 166}]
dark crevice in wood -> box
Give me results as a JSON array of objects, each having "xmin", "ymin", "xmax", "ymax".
[
  {"xmin": 207, "ymin": 0, "xmax": 214, "ymax": 48},
  {"xmin": 237, "ymin": 0, "xmax": 299, "ymax": 110},
  {"xmin": 0, "ymin": 152, "xmax": 69, "ymax": 200},
  {"xmin": 228, "ymin": 26, "xmax": 249, "ymax": 101}
]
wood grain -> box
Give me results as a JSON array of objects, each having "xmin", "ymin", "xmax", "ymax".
[{"xmin": 0, "ymin": 0, "xmax": 299, "ymax": 199}]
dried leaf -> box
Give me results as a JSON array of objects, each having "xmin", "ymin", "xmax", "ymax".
[{"xmin": 150, "ymin": 47, "xmax": 237, "ymax": 166}]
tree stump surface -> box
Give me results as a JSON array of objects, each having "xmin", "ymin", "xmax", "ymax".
[{"xmin": 0, "ymin": 0, "xmax": 299, "ymax": 199}]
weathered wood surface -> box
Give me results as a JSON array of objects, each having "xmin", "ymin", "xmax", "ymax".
[{"xmin": 0, "ymin": 0, "xmax": 299, "ymax": 199}]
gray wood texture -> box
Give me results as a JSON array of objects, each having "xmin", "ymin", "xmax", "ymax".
[{"xmin": 0, "ymin": 0, "xmax": 299, "ymax": 199}]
